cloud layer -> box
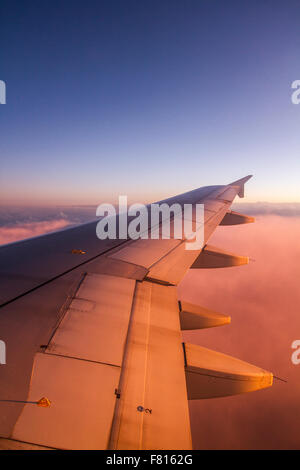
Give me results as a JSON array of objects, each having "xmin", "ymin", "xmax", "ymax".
[
  {"xmin": 0, "ymin": 219, "xmax": 71, "ymax": 245},
  {"xmin": 1, "ymin": 202, "xmax": 299, "ymax": 247},
  {"xmin": 233, "ymin": 202, "xmax": 300, "ymax": 217},
  {"xmin": 0, "ymin": 205, "xmax": 96, "ymax": 245},
  {"xmin": 179, "ymin": 215, "xmax": 300, "ymax": 449}
]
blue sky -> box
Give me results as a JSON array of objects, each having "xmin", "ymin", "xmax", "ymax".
[{"xmin": 1, "ymin": 0, "xmax": 300, "ymax": 205}]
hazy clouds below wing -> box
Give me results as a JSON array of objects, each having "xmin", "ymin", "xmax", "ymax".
[
  {"xmin": 0, "ymin": 205, "xmax": 97, "ymax": 245},
  {"xmin": 0, "ymin": 219, "xmax": 73, "ymax": 245},
  {"xmin": 179, "ymin": 215, "xmax": 300, "ymax": 450},
  {"xmin": 233, "ymin": 202, "xmax": 300, "ymax": 217}
]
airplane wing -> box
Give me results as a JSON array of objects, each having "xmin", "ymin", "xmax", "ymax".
[{"xmin": 0, "ymin": 176, "xmax": 273, "ymax": 450}]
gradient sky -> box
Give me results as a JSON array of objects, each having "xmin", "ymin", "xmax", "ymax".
[{"xmin": 1, "ymin": 0, "xmax": 300, "ymax": 205}]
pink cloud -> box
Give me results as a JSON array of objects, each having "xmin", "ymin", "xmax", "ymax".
[
  {"xmin": 0, "ymin": 219, "xmax": 71, "ymax": 245},
  {"xmin": 179, "ymin": 215, "xmax": 300, "ymax": 449}
]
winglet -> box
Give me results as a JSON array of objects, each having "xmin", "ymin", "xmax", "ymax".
[{"xmin": 229, "ymin": 175, "xmax": 253, "ymax": 198}]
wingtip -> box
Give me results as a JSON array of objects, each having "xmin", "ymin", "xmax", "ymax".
[
  {"xmin": 229, "ymin": 175, "xmax": 253, "ymax": 198},
  {"xmin": 229, "ymin": 174, "xmax": 253, "ymax": 186}
]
